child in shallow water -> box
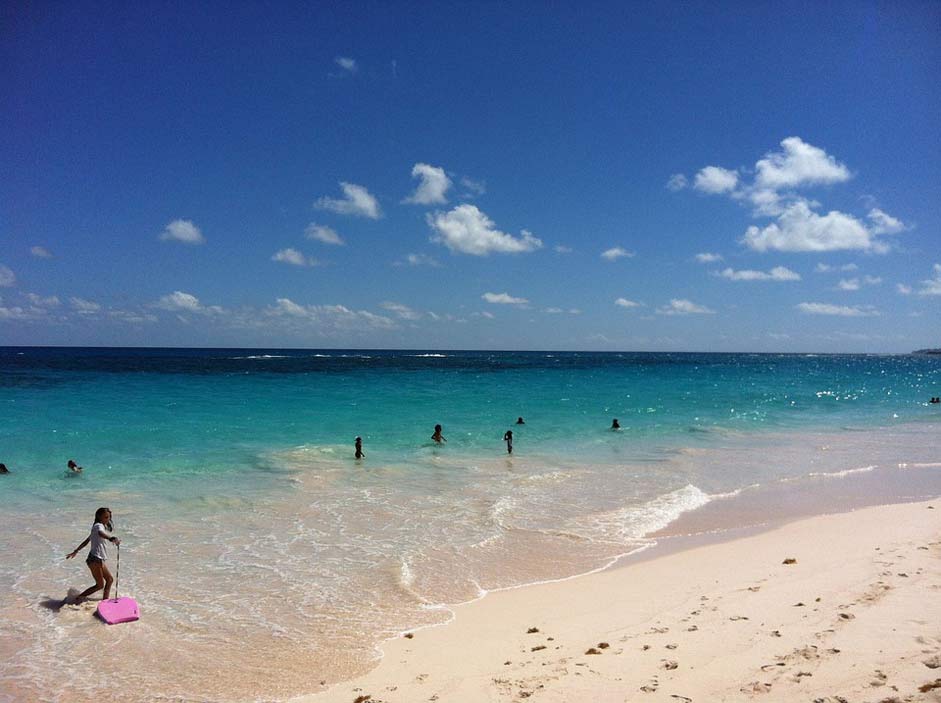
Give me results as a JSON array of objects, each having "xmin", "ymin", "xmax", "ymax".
[
  {"xmin": 431, "ymin": 424, "xmax": 446, "ymax": 443},
  {"xmin": 66, "ymin": 507, "xmax": 121, "ymax": 601},
  {"xmin": 354, "ymin": 436, "xmax": 365, "ymax": 459}
]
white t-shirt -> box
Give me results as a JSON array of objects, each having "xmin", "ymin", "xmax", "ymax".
[{"xmin": 89, "ymin": 522, "xmax": 113, "ymax": 561}]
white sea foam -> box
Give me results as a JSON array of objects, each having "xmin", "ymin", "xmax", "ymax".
[
  {"xmin": 809, "ymin": 465, "xmax": 877, "ymax": 478},
  {"xmin": 407, "ymin": 353, "xmax": 448, "ymax": 357}
]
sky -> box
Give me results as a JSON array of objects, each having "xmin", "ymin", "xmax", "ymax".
[{"xmin": 1, "ymin": 1, "xmax": 939, "ymax": 352}]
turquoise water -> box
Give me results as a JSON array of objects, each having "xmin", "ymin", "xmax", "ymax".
[{"xmin": 1, "ymin": 348, "xmax": 940, "ymax": 702}]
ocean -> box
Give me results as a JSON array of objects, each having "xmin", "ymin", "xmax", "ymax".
[{"xmin": 1, "ymin": 347, "xmax": 939, "ymax": 702}]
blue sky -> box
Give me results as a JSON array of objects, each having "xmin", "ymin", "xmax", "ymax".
[{"xmin": 2, "ymin": 1, "xmax": 939, "ymax": 351}]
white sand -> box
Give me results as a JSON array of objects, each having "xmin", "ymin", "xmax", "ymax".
[{"xmin": 300, "ymin": 501, "xmax": 941, "ymax": 703}]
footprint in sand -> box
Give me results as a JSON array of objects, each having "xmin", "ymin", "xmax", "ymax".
[
  {"xmin": 923, "ymin": 655, "xmax": 941, "ymax": 669},
  {"xmin": 660, "ymin": 660, "xmax": 679, "ymax": 670}
]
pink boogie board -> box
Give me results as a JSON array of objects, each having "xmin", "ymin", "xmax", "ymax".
[{"xmin": 97, "ymin": 597, "xmax": 140, "ymax": 624}]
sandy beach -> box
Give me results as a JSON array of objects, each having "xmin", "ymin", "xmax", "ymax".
[{"xmin": 304, "ymin": 500, "xmax": 941, "ymax": 703}]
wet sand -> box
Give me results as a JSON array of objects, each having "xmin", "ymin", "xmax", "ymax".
[{"xmin": 303, "ymin": 498, "xmax": 941, "ymax": 702}]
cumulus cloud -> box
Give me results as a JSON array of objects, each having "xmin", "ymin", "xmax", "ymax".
[
  {"xmin": 335, "ymin": 56, "xmax": 357, "ymax": 73},
  {"xmin": 554, "ymin": 245, "xmax": 573, "ymax": 254},
  {"xmin": 305, "ymin": 223, "xmax": 344, "ymax": 245},
  {"xmin": 154, "ymin": 291, "xmax": 223, "ymax": 315},
  {"xmin": 666, "ymin": 173, "xmax": 688, "ymax": 191},
  {"xmin": 31, "ymin": 246, "xmax": 52, "ymax": 258},
  {"xmin": 315, "ymin": 182, "xmax": 382, "ymax": 219},
  {"xmin": 742, "ymin": 200, "xmax": 877, "ymax": 253},
  {"xmin": 917, "ymin": 263, "xmax": 941, "ymax": 296},
  {"xmin": 796, "ymin": 302, "xmax": 878, "ymax": 317},
  {"xmin": 380, "ymin": 301, "xmax": 421, "ymax": 320},
  {"xmin": 837, "ymin": 278, "xmax": 860, "ymax": 291},
  {"xmin": 601, "ymin": 247, "xmax": 634, "ymax": 261},
  {"xmin": 815, "ymin": 262, "xmax": 859, "ymax": 273},
  {"xmin": 159, "ymin": 219, "xmax": 204, "ymax": 245},
  {"xmin": 272, "ymin": 248, "xmax": 317, "ymax": 267},
  {"xmin": 26, "ymin": 293, "xmax": 60, "ymax": 307},
  {"xmin": 615, "ymin": 298, "xmax": 642, "ymax": 308},
  {"xmin": 897, "ymin": 283, "xmax": 913, "ymax": 295},
  {"xmin": 70, "ymin": 297, "xmax": 101, "ymax": 314},
  {"xmin": 394, "ymin": 253, "xmax": 441, "ymax": 267},
  {"xmin": 754, "ymin": 137, "xmax": 851, "ymax": 190},
  {"xmin": 695, "ymin": 252, "xmax": 723, "ymax": 263},
  {"xmin": 693, "ymin": 166, "xmax": 738, "ymax": 194},
  {"xmin": 867, "ymin": 208, "xmax": 905, "ymax": 235},
  {"xmin": 402, "ymin": 163, "xmax": 452, "ymax": 205},
  {"xmin": 427, "ymin": 205, "xmax": 542, "ymax": 255},
  {"xmin": 657, "ymin": 299, "xmax": 715, "ymax": 315},
  {"xmin": 482, "ymin": 292, "xmax": 528, "ymax": 305},
  {"xmin": 267, "ymin": 298, "xmax": 395, "ymax": 330},
  {"xmin": 718, "ymin": 266, "xmax": 801, "ymax": 282},
  {"xmin": 460, "ymin": 177, "xmax": 486, "ymax": 198},
  {"xmin": 0, "ymin": 265, "xmax": 15, "ymax": 287}
]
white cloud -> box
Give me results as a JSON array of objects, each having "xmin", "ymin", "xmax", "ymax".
[
  {"xmin": 754, "ymin": 137, "xmax": 851, "ymax": 190},
  {"xmin": 402, "ymin": 163, "xmax": 452, "ymax": 205},
  {"xmin": 718, "ymin": 266, "xmax": 801, "ymax": 282},
  {"xmin": 268, "ymin": 298, "xmax": 395, "ymax": 330},
  {"xmin": 473, "ymin": 310, "xmax": 495, "ymax": 319},
  {"xmin": 159, "ymin": 219, "xmax": 205, "ymax": 245},
  {"xmin": 897, "ymin": 283, "xmax": 913, "ymax": 295},
  {"xmin": 544, "ymin": 307, "xmax": 564, "ymax": 314},
  {"xmin": 815, "ymin": 262, "xmax": 859, "ymax": 273},
  {"xmin": 394, "ymin": 252, "xmax": 441, "ymax": 267},
  {"xmin": 0, "ymin": 304, "xmax": 36, "ymax": 320},
  {"xmin": 917, "ymin": 263, "xmax": 941, "ymax": 296},
  {"xmin": 380, "ymin": 301, "xmax": 421, "ymax": 320},
  {"xmin": 427, "ymin": 205, "xmax": 542, "ymax": 256},
  {"xmin": 867, "ymin": 208, "xmax": 905, "ymax": 235},
  {"xmin": 863, "ymin": 275, "xmax": 881, "ymax": 285},
  {"xmin": 335, "ymin": 56, "xmax": 357, "ymax": 73},
  {"xmin": 482, "ymin": 292, "xmax": 528, "ymax": 305},
  {"xmin": 742, "ymin": 200, "xmax": 878, "ymax": 253},
  {"xmin": 615, "ymin": 298, "xmax": 642, "ymax": 308},
  {"xmin": 272, "ymin": 248, "xmax": 317, "ymax": 267},
  {"xmin": 70, "ymin": 297, "xmax": 101, "ymax": 314},
  {"xmin": 554, "ymin": 245, "xmax": 573, "ymax": 254},
  {"xmin": 796, "ymin": 302, "xmax": 878, "ymax": 317},
  {"xmin": 109, "ymin": 310, "xmax": 157, "ymax": 324},
  {"xmin": 31, "ymin": 246, "xmax": 52, "ymax": 258},
  {"xmin": 666, "ymin": 173, "xmax": 688, "ymax": 191},
  {"xmin": 695, "ymin": 252, "xmax": 723, "ymax": 263},
  {"xmin": 657, "ymin": 299, "xmax": 715, "ymax": 315},
  {"xmin": 315, "ymin": 182, "xmax": 382, "ymax": 219},
  {"xmin": 305, "ymin": 223, "xmax": 344, "ymax": 246},
  {"xmin": 837, "ymin": 278, "xmax": 860, "ymax": 291},
  {"xmin": 460, "ymin": 177, "xmax": 486, "ymax": 197},
  {"xmin": 0, "ymin": 265, "xmax": 15, "ymax": 287},
  {"xmin": 26, "ymin": 293, "xmax": 60, "ymax": 307},
  {"xmin": 693, "ymin": 166, "xmax": 738, "ymax": 194},
  {"xmin": 601, "ymin": 246, "xmax": 634, "ymax": 261},
  {"xmin": 154, "ymin": 291, "xmax": 223, "ymax": 315}
]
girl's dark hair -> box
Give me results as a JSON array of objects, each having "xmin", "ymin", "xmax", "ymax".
[{"xmin": 94, "ymin": 507, "xmax": 110, "ymax": 523}]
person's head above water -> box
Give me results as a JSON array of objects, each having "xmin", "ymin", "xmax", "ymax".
[
  {"xmin": 434, "ymin": 424, "xmax": 442, "ymax": 432},
  {"xmin": 68, "ymin": 460, "xmax": 76, "ymax": 468},
  {"xmin": 355, "ymin": 436, "xmax": 362, "ymax": 443},
  {"xmin": 0, "ymin": 463, "xmax": 8, "ymax": 474},
  {"xmin": 94, "ymin": 507, "xmax": 112, "ymax": 524},
  {"xmin": 516, "ymin": 417, "xmax": 525, "ymax": 424}
]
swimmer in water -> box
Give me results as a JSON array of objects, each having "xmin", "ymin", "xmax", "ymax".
[
  {"xmin": 516, "ymin": 417, "xmax": 525, "ymax": 424},
  {"xmin": 0, "ymin": 463, "xmax": 9, "ymax": 474},
  {"xmin": 503, "ymin": 430, "xmax": 513, "ymax": 454},
  {"xmin": 67, "ymin": 459, "xmax": 83, "ymax": 473},
  {"xmin": 355, "ymin": 436, "xmax": 365, "ymax": 459},
  {"xmin": 431, "ymin": 424, "xmax": 447, "ymax": 443},
  {"xmin": 611, "ymin": 419, "xmax": 620, "ymax": 430}
]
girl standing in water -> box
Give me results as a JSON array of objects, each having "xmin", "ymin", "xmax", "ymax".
[{"xmin": 66, "ymin": 507, "xmax": 121, "ymax": 601}]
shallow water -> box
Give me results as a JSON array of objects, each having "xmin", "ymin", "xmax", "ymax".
[{"xmin": 1, "ymin": 348, "xmax": 939, "ymax": 701}]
